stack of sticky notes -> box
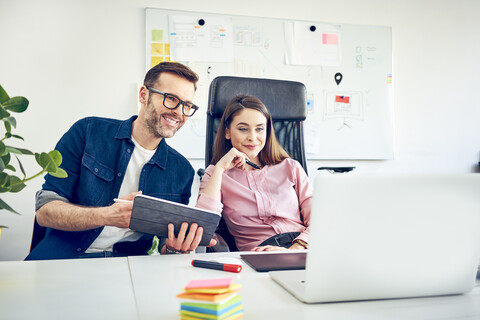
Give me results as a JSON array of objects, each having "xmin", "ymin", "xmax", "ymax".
[{"xmin": 176, "ymin": 278, "xmax": 243, "ymax": 320}]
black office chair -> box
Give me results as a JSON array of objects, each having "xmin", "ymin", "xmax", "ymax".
[
  {"xmin": 30, "ymin": 216, "xmax": 46, "ymax": 253},
  {"xmin": 202, "ymin": 76, "xmax": 308, "ymax": 251}
]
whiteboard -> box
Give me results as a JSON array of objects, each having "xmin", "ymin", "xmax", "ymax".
[{"xmin": 145, "ymin": 8, "xmax": 393, "ymax": 160}]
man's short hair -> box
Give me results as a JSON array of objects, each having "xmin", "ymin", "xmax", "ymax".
[{"xmin": 143, "ymin": 62, "xmax": 199, "ymax": 90}]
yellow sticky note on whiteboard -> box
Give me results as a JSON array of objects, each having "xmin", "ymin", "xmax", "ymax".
[
  {"xmin": 151, "ymin": 43, "xmax": 164, "ymax": 55},
  {"xmin": 151, "ymin": 56, "xmax": 164, "ymax": 67}
]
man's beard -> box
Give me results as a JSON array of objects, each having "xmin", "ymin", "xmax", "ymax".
[{"xmin": 144, "ymin": 99, "xmax": 183, "ymax": 139}]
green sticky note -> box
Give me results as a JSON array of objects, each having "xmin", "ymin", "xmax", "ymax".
[{"xmin": 152, "ymin": 29, "xmax": 163, "ymax": 42}]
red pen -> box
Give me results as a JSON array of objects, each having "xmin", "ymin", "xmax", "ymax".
[{"xmin": 191, "ymin": 259, "xmax": 242, "ymax": 273}]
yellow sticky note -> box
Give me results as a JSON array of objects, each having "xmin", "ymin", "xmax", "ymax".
[
  {"xmin": 184, "ymin": 283, "xmax": 242, "ymax": 294},
  {"xmin": 152, "ymin": 29, "xmax": 163, "ymax": 42},
  {"xmin": 151, "ymin": 56, "xmax": 164, "ymax": 68},
  {"xmin": 151, "ymin": 43, "xmax": 164, "ymax": 55},
  {"xmin": 165, "ymin": 43, "xmax": 170, "ymax": 55}
]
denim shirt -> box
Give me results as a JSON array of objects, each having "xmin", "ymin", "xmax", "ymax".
[{"xmin": 26, "ymin": 116, "xmax": 194, "ymax": 260}]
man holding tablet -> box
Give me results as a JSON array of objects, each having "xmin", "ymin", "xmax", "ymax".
[{"xmin": 26, "ymin": 62, "xmax": 215, "ymax": 260}]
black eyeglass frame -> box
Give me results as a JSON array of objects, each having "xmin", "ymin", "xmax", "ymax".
[{"xmin": 146, "ymin": 86, "xmax": 199, "ymax": 117}]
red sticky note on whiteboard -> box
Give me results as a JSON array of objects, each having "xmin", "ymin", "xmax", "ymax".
[
  {"xmin": 335, "ymin": 95, "xmax": 350, "ymax": 103},
  {"xmin": 185, "ymin": 278, "xmax": 233, "ymax": 289}
]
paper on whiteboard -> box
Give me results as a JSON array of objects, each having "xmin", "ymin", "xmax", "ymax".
[
  {"xmin": 304, "ymin": 122, "xmax": 321, "ymax": 155},
  {"xmin": 169, "ymin": 14, "xmax": 234, "ymax": 62},
  {"xmin": 285, "ymin": 21, "xmax": 341, "ymax": 66}
]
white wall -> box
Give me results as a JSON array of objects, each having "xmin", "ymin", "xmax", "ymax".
[{"xmin": 1, "ymin": 0, "xmax": 479, "ymax": 261}]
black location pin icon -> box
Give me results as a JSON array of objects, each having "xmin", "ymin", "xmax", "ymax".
[{"xmin": 334, "ymin": 72, "xmax": 343, "ymax": 86}]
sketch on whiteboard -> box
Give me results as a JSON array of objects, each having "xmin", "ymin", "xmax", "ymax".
[
  {"xmin": 168, "ymin": 14, "xmax": 234, "ymax": 62},
  {"xmin": 233, "ymin": 25, "xmax": 263, "ymax": 46},
  {"xmin": 322, "ymin": 91, "xmax": 364, "ymax": 130}
]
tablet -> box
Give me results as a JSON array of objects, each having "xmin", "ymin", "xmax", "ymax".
[
  {"xmin": 129, "ymin": 194, "xmax": 221, "ymax": 246},
  {"xmin": 240, "ymin": 252, "xmax": 307, "ymax": 272}
]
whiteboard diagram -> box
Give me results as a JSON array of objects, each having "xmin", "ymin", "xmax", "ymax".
[
  {"xmin": 323, "ymin": 91, "xmax": 364, "ymax": 129},
  {"xmin": 146, "ymin": 8, "xmax": 394, "ymax": 160}
]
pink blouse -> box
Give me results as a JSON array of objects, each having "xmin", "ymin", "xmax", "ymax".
[{"xmin": 196, "ymin": 158, "xmax": 312, "ymax": 251}]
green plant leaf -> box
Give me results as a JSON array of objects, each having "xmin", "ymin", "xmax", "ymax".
[
  {"xmin": 0, "ymin": 157, "xmax": 4, "ymax": 172},
  {"xmin": 0, "ymin": 141, "xmax": 5, "ymax": 156},
  {"xmin": 0, "ymin": 172, "xmax": 9, "ymax": 186},
  {"xmin": 6, "ymin": 116, "xmax": 16, "ymax": 128},
  {"xmin": 1, "ymin": 153, "xmax": 10, "ymax": 166},
  {"xmin": 5, "ymin": 146, "xmax": 33, "ymax": 155},
  {"xmin": 0, "ymin": 106, "xmax": 10, "ymax": 120},
  {"xmin": 10, "ymin": 134, "xmax": 24, "ymax": 140},
  {"xmin": 4, "ymin": 120, "xmax": 11, "ymax": 133},
  {"xmin": 49, "ymin": 167, "xmax": 68, "ymax": 178},
  {"xmin": 4, "ymin": 164, "xmax": 15, "ymax": 172},
  {"xmin": 15, "ymin": 155, "xmax": 25, "ymax": 177},
  {"xmin": 36, "ymin": 152, "xmax": 57, "ymax": 172},
  {"xmin": 0, "ymin": 186, "xmax": 10, "ymax": 193},
  {"xmin": 0, "ymin": 198, "xmax": 20, "ymax": 214},
  {"xmin": 0, "ymin": 85, "xmax": 9, "ymax": 104},
  {"xmin": 48, "ymin": 150, "xmax": 63, "ymax": 167},
  {"xmin": 9, "ymin": 176, "xmax": 26, "ymax": 193},
  {"xmin": 3, "ymin": 96, "xmax": 29, "ymax": 113}
]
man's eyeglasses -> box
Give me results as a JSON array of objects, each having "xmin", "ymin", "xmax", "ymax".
[{"xmin": 146, "ymin": 87, "xmax": 199, "ymax": 117}]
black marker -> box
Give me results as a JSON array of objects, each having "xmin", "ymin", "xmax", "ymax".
[{"xmin": 245, "ymin": 160, "xmax": 261, "ymax": 169}]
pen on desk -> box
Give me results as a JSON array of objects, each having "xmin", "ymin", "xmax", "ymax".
[
  {"xmin": 113, "ymin": 198, "xmax": 133, "ymax": 203},
  {"xmin": 245, "ymin": 160, "xmax": 261, "ymax": 170},
  {"xmin": 192, "ymin": 259, "xmax": 242, "ymax": 273}
]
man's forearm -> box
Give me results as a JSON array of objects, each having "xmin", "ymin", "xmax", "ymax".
[{"xmin": 36, "ymin": 200, "xmax": 107, "ymax": 231}]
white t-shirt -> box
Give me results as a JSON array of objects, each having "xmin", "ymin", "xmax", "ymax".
[{"xmin": 85, "ymin": 137, "xmax": 156, "ymax": 253}]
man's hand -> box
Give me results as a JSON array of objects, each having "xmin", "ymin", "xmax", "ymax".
[
  {"xmin": 161, "ymin": 222, "xmax": 217, "ymax": 254},
  {"xmin": 104, "ymin": 191, "xmax": 141, "ymax": 228},
  {"xmin": 103, "ymin": 191, "xmax": 142, "ymax": 228}
]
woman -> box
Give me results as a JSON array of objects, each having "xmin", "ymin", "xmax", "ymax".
[{"xmin": 196, "ymin": 94, "xmax": 312, "ymax": 251}]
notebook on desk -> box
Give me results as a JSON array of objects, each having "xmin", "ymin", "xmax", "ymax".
[{"xmin": 270, "ymin": 173, "xmax": 480, "ymax": 304}]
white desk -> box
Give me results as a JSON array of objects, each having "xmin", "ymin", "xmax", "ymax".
[
  {"xmin": 0, "ymin": 257, "xmax": 138, "ymax": 320},
  {"xmin": 128, "ymin": 252, "xmax": 480, "ymax": 320},
  {"xmin": 1, "ymin": 253, "xmax": 480, "ymax": 319}
]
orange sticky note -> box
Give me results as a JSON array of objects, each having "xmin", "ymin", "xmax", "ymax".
[
  {"xmin": 176, "ymin": 291, "xmax": 237, "ymax": 303},
  {"xmin": 185, "ymin": 278, "xmax": 233, "ymax": 290}
]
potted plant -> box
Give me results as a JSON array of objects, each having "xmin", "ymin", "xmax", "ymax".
[{"xmin": 0, "ymin": 84, "xmax": 67, "ymax": 234}]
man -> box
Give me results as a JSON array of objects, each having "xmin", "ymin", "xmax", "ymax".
[{"xmin": 26, "ymin": 62, "xmax": 215, "ymax": 260}]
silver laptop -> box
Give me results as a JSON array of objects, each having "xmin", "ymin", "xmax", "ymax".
[{"xmin": 270, "ymin": 173, "xmax": 480, "ymax": 303}]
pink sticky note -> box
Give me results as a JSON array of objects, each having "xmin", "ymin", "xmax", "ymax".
[
  {"xmin": 323, "ymin": 33, "xmax": 338, "ymax": 45},
  {"xmin": 185, "ymin": 278, "xmax": 233, "ymax": 290}
]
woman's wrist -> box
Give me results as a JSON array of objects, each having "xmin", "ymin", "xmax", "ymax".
[
  {"xmin": 213, "ymin": 164, "xmax": 226, "ymax": 173},
  {"xmin": 291, "ymin": 239, "xmax": 308, "ymax": 249}
]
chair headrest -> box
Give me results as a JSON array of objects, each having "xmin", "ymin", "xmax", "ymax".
[{"xmin": 208, "ymin": 76, "xmax": 307, "ymax": 121}]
